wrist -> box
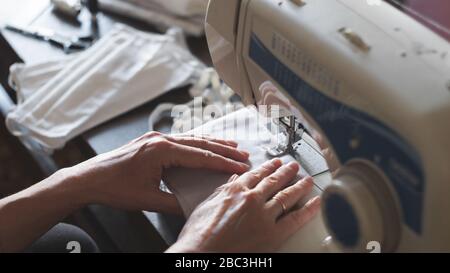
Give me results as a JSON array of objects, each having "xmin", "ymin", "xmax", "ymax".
[{"xmin": 48, "ymin": 167, "xmax": 93, "ymax": 209}]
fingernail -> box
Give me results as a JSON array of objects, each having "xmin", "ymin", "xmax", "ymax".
[
  {"xmin": 287, "ymin": 161, "xmax": 299, "ymax": 169},
  {"xmin": 229, "ymin": 174, "xmax": 238, "ymax": 181},
  {"xmin": 227, "ymin": 140, "xmax": 239, "ymax": 147},
  {"xmin": 303, "ymin": 176, "xmax": 314, "ymax": 184},
  {"xmin": 308, "ymin": 196, "xmax": 321, "ymax": 207},
  {"xmin": 266, "ymin": 158, "xmax": 282, "ymax": 168},
  {"xmin": 297, "ymin": 177, "xmax": 313, "ymax": 188},
  {"xmin": 270, "ymin": 158, "xmax": 282, "ymax": 164},
  {"xmin": 239, "ymin": 150, "xmax": 250, "ymax": 157},
  {"xmin": 240, "ymin": 163, "xmax": 250, "ymax": 170}
]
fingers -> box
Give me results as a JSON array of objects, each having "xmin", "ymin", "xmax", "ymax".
[
  {"xmin": 227, "ymin": 174, "xmax": 239, "ymax": 183},
  {"xmin": 166, "ymin": 143, "xmax": 250, "ymax": 174},
  {"xmin": 171, "ymin": 134, "xmax": 238, "ymax": 148},
  {"xmin": 278, "ymin": 196, "xmax": 321, "ymax": 237},
  {"xmin": 130, "ymin": 131, "xmax": 162, "ymax": 144},
  {"xmin": 266, "ymin": 177, "xmax": 315, "ymax": 218},
  {"xmin": 143, "ymin": 191, "xmax": 183, "ymax": 215},
  {"xmin": 167, "ymin": 136, "xmax": 249, "ymax": 162},
  {"xmin": 155, "ymin": 191, "xmax": 183, "ymax": 215},
  {"xmin": 254, "ymin": 161, "xmax": 300, "ymax": 200},
  {"xmin": 236, "ymin": 158, "xmax": 282, "ymax": 188}
]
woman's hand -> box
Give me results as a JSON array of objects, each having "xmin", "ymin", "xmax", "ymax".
[
  {"xmin": 70, "ymin": 132, "xmax": 250, "ymax": 214},
  {"xmin": 0, "ymin": 131, "xmax": 249, "ymax": 252},
  {"xmin": 168, "ymin": 159, "xmax": 321, "ymax": 253}
]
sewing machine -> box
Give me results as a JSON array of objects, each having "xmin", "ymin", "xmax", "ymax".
[{"xmin": 205, "ymin": 0, "xmax": 450, "ymax": 252}]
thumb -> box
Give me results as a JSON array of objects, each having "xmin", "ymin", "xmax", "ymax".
[{"xmin": 143, "ymin": 190, "xmax": 183, "ymax": 215}]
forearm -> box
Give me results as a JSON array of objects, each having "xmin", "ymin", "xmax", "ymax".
[
  {"xmin": 0, "ymin": 133, "xmax": 250, "ymax": 252},
  {"xmin": 0, "ymin": 168, "xmax": 89, "ymax": 252}
]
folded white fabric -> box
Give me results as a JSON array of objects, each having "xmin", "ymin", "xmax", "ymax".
[
  {"xmin": 99, "ymin": 0, "xmax": 208, "ymax": 36},
  {"xmin": 9, "ymin": 55, "xmax": 76, "ymax": 104},
  {"xmin": 6, "ymin": 24, "xmax": 205, "ymax": 153},
  {"xmin": 163, "ymin": 106, "xmax": 332, "ymax": 252},
  {"xmin": 163, "ymin": 106, "xmax": 328, "ymax": 215}
]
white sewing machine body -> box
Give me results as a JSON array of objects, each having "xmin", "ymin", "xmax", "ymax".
[{"xmin": 206, "ymin": 0, "xmax": 450, "ymax": 252}]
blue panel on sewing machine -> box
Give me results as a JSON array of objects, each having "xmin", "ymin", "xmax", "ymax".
[{"xmin": 249, "ymin": 33, "xmax": 425, "ymax": 234}]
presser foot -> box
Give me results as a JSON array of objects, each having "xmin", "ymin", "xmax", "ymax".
[
  {"xmin": 266, "ymin": 141, "xmax": 290, "ymax": 157},
  {"xmin": 266, "ymin": 137, "xmax": 303, "ymax": 157},
  {"xmin": 266, "ymin": 116, "xmax": 305, "ymax": 157}
]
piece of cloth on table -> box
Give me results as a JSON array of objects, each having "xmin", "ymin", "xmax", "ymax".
[
  {"xmin": 163, "ymin": 106, "xmax": 328, "ymax": 217},
  {"xmin": 6, "ymin": 24, "xmax": 205, "ymax": 154}
]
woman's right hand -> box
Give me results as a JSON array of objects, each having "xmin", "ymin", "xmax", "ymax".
[{"xmin": 167, "ymin": 159, "xmax": 321, "ymax": 253}]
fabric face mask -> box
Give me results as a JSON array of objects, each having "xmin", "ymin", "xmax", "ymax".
[
  {"xmin": 6, "ymin": 24, "xmax": 205, "ymax": 153},
  {"xmin": 9, "ymin": 56, "xmax": 76, "ymax": 104}
]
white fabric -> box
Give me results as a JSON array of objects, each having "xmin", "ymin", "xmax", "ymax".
[
  {"xmin": 163, "ymin": 107, "xmax": 332, "ymax": 252},
  {"xmin": 163, "ymin": 107, "xmax": 329, "ymax": 216},
  {"xmin": 148, "ymin": 68, "xmax": 244, "ymax": 133},
  {"xmin": 98, "ymin": 0, "xmax": 208, "ymax": 36},
  {"xmin": 6, "ymin": 24, "xmax": 206, "ymax": 153},
  {"xmin": 9, "ymin": 56, "xmax": 76, "ymax": 104}
]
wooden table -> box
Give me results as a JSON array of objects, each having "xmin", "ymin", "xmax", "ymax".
[{"xmin": 0, "ymin": 0, "xmax": 212, "ymax": 252}]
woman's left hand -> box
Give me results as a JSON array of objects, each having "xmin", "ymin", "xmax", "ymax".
[{"xmin": 69, "ymin": 132, "xmax": 250, "ymax": 214}]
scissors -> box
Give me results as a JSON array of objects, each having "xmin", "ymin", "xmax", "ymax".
[{"xmin": 4, "ymin": 24, "xmax": 94, "ymax": 54}]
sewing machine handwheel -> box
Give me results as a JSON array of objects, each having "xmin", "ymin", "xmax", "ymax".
[{"xmin": 322, "ymin": 160, "xmax": 401, "ymax": 252}]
